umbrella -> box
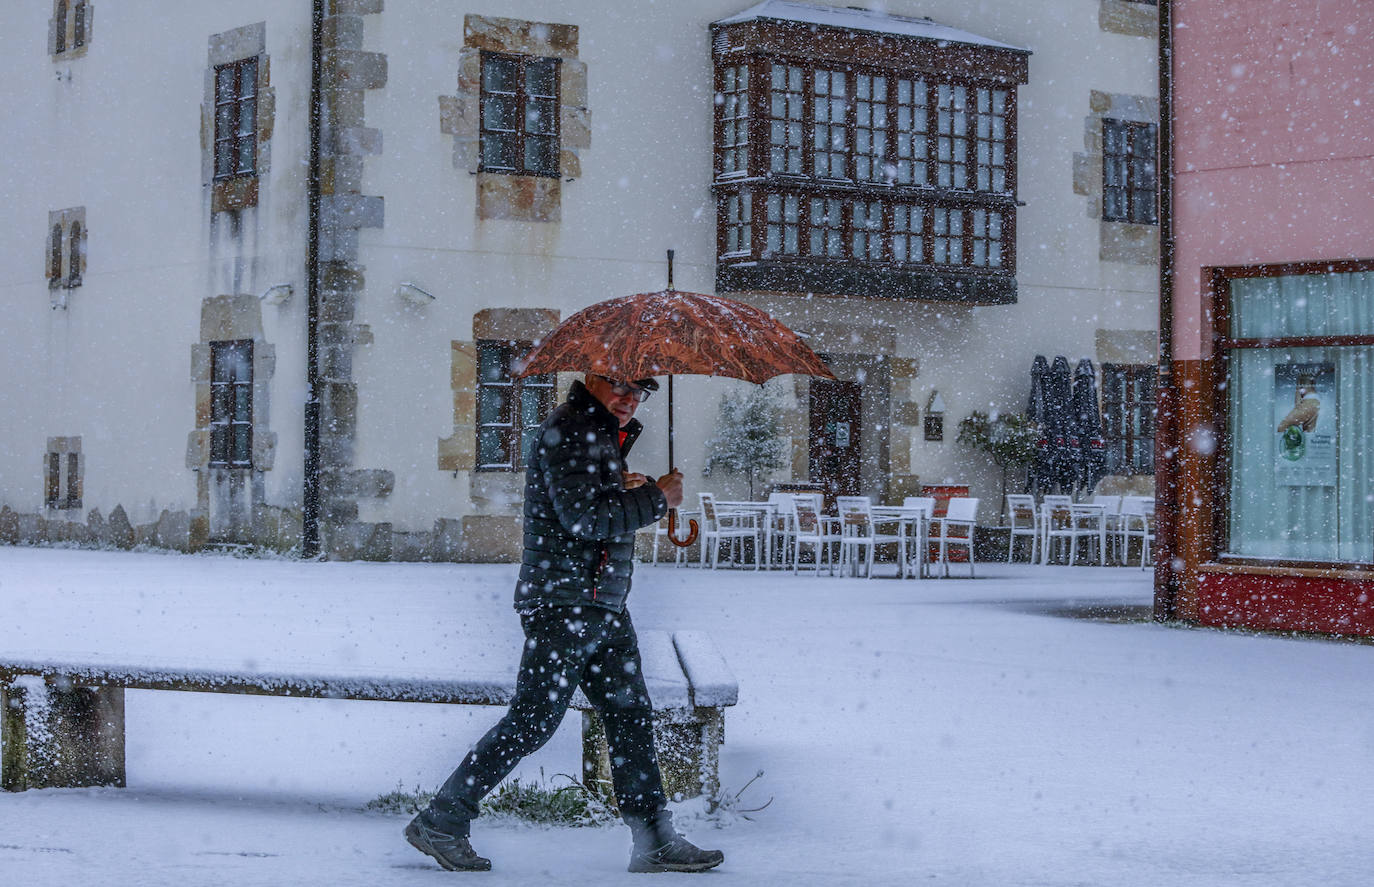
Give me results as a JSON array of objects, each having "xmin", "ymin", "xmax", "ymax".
[
  {"xmin": 1026, "ymin": 355, "xmax": 1051, "ymax": 497},
  {"xmin": 517, "ymin": 255, "xmax": 834, "ymax": 546},
  {"xmin": 1047, "ymin": 356, "xmax": 1075, "ymax": 494},
  {"xmin": 1071, "ymin": 358, "xmax": 1108, "ymax": 493}
]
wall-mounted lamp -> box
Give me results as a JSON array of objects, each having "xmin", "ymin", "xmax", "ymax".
[
  {"xmin": 924, "ymin": 390, "xmax": 946, "ymax": 442},
  {"xmin": 259, "ymin": 283, "xmax": 293, "ymax": 306},
  {"xmin": 397, "ymin": 282, "xmax": 436, "ymax": 306}
]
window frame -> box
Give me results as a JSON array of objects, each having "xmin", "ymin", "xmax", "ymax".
[
  {"xmin": 213, "ymin": 57, "xmax": 259, "ymax": 183},
  {"xmin": 49, "ymin": 223, "xmax": 64, "ymax": 288},
  {"xmin": 1102, "ymin": 118, "xmax": 1158, "ymax": 225},
  {"xmin": 711, "ymin": 40, "xmax": 1024, "ymax": 301},
  {"xmin": 1210, "ymin": 258, "xmax": 1374, "ymax": 570},
  {"xmin": 479, "ymin": 51, "xmax": 562, "ymax": 179},
  {"xmin": 209, "ymin": 340, "xmax": 254, "ymax": 469},
  {"xmin": 475, "ymin": 340, "xmax": 556, "ymax": 472},
  {"xmin": 1101, "ymin": 363, "xmax": 1156, "ymax": 476}
]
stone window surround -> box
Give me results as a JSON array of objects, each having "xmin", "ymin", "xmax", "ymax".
[
  {"xmin": 187, "ymin": 294, "xmax": 277, "ymax": 477},
  {"xmin": 438, "ymin": 308, "xmax": 561, "ymax": 513},
  {"xmin": 44, "ymin": 436, "xmax": 83, "ymax": 512},
  {"xmin": 1099, "ymin": 0, "xmax": 1159, "ymax": 39},
  {"xmin": 439, "ymin": 14, "xmax": 590, "ymax": 223},
  {"xmin": 47, "ymin": 207, "xmax": 86, "ymax": 306},
  {"xmin": 49, "ymin": 0, "xmax": 93, "ymax": 59},
  {"xmin": 1073, "ymin": 90, "xmax": 1160, "ymax": 265},
  {"xmin": 202, "ymin": 23, "xmax": 275, "ymax": 214}
]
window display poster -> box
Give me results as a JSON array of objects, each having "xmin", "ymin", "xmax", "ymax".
[{"xmin": 1274, "ymin": 362, "xmax": 1336, "ymax": 486}]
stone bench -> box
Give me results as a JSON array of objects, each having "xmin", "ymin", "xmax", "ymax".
[{"xmin": 0, "ymin": 629, "xmax": 738, "ymax": 802}]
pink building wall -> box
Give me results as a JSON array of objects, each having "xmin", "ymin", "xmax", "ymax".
[{"xmin": 1172, "ymin": 0, "xmax": 1374, "ymax": 359}]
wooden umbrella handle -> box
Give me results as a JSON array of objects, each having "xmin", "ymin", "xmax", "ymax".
[{"xmin": 667, "ymin": 508, "xmax": 698, "ymax": 547}]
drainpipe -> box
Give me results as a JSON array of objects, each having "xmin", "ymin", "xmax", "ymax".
[
  {"xmin": 1153, "ymin": 0, "xmax": 1179, "ymax": 620},
  {"xmin": 302, "ymin": 0, "xmax": 324, "ymax": 558}
]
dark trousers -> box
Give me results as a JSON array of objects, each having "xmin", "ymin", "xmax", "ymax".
[{"xmin": 427, "ymin": 606, "xmax": 667, "ymax": 831}]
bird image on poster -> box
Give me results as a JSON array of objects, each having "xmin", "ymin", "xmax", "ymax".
[{"xmin": 1274, "ymin": 362, "xmax": 1336, "ymax": 486}]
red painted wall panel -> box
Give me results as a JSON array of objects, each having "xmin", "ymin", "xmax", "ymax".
[{"xmin": 1196, "ymin": 572, "xmax": 1374, "ymax": 636}]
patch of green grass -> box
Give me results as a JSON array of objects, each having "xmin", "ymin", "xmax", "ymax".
[{"xmin": 366, "ymin": 770, "xmax": 617, "ymax": 827}]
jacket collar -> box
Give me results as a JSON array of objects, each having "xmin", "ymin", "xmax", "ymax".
[{"xmin": 568, "ymin": 380, "xmax": 644, "ymax": 456}]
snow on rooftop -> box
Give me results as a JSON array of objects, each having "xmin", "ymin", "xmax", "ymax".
[{"xmin": 713, "ymin": 1, "xmax": 1030, "ymax": 53}]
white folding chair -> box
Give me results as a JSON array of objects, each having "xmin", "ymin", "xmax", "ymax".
[
  {"xmin": 901, "ymin": 496, "xmax": 935, "ymax": 578},
  {"xmin": 1068, "ymin": 503, "xmax": 1109, "ymax": 565},
  {"xmin": 767, "ymin": 492, "xmax": 797, "ymax": 569},
  {"xmin": 835, "ymin": 496, "xmax": 906, "ymax": 578},
  {"xmin": 697, "ymin": 493, "xmax": 762, "ymax": 570},
  {"xmin": 933, "ymin": 497, "xmax": 979, "ymax": 577},
  {"xmin": 1120, "ymin": 497, "xmax": 1156, "ymax": 569},
  {"xmin": 787, "ymin": 495, "xmax": 835, "ymax": 575},
  {"xmin": 1004, "ymin": 494, "xmax": 1038, "ymax": 563},
  {"xmin": 1038, "ymin": 495, "xmax": 1074, "ymax": 565},
  {"xmin": 1090, "ymin": 495, "xmax": 1123, "ymax": 562}
]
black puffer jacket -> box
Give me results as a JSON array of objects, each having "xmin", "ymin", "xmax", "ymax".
[{"xmin": 514, "ymin": 380, "xmax": 668, "ymax": 613}]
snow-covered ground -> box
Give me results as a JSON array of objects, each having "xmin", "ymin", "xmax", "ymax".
[{"xmin": 1, "ymin": 546, "xmax": 1370, "ymax": 886}]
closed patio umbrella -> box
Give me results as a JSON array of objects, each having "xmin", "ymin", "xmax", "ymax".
[
  {"xmin": 1026, "ymin": 355, "xmax": 1052, "ymax": 496},
  {"xmin": 1072, "ymin": 358, "xmax": 1108, "ymax": 493},
  {"xmin": 1047, "ymin": 356, "xmax": 1076, "ymax": 494}
]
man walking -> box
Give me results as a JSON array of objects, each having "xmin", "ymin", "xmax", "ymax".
[{"xmin": 405, "ymin": 373, "xmax": 725, "ymax": 874}]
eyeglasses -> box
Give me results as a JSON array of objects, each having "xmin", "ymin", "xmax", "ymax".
[{"xmin": 600, "ymin": 377, "xmax": 653, "ymax": 403}]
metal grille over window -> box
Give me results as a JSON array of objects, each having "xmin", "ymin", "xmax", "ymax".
[
  {"xmin": 481, "ymin": 53, "xmax": 560, "ymax": 178},
  {"xmin": 210, "ymin": 341, "xmax": 253, "ymax": 468},
  {"xmin": 214, "ymin": 58, "xmax": 258, "ymax": 181},
  {"xmin": 477, "ymin": 341, "xmax": 555, "ymax": 470},
  {"xmin": 719, "ymin": 65, "xmax": 750, "ymax": 176}
]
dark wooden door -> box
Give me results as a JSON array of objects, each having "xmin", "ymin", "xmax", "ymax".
[{"xmin": 809, "ymin": 379, "xmax": 862, "ymax": 508}]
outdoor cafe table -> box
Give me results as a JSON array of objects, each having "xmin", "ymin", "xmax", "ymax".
[
  {"xmin": 872, "ymin": 505, "xmax": 930, "ymax": 578},
  {"xmin": 714, "ymin": 500, "xmax": 780, "ymax": 568},
  {"xmin": 1038, "ymin": 501, "xmax": 1109, "ymax": 565}
]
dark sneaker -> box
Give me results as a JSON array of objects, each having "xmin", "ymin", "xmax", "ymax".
[
  {"xmin": 404, "ymin": 814, "xmax": 492, "ymax": 872},
  {"xmin": 628, "ymin": 833, "xmax": 725, "ymax": 873}
]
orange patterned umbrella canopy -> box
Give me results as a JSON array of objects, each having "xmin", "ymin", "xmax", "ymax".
[{"xmin": 515, "ymin": 289, "xmax": 834, "ymax": 384}]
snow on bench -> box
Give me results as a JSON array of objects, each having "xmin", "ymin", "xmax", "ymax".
[{"xmin": 0, "ymin": 630, "xmax": 738, "ymax": 800}]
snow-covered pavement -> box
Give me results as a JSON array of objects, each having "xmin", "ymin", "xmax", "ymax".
[{"xmin": 1, "ymin": 546, "xmax": 1370, "ymax": 886}]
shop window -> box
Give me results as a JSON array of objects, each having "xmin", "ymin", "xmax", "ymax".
[
  {"xmin": 1101, "ymin": 364, "xmax": 1155, "ymax": 475},
  {"xmin": 1220, "ymin": 265, "xmax": 1374, "ymax": 565},
  {"xmin": 711, "ymin": 8, "xmax": 1028, "ymax": 304},
  {"xmin": 476, "ymin": 340, "xmax": 555, "ymax": 470},
  {"xmin": 480, "ymin": 52, "xmax": 560, "ymax": 178},
  {"xmin": 209, "ymin": 340, "xmax": 253, "ymax": 468},
  {"xmin": 213, "ymin": 57, "xmax": 258, "ymax": 181},
  {"xmin": 1103, "ymin": 119, "xmax": 1157, "ymax": 224}
]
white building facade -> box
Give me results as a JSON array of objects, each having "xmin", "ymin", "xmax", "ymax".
[{"xmin": 0, "ymin": 0, "xmax": 1159, "ymax": 560}]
